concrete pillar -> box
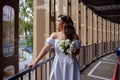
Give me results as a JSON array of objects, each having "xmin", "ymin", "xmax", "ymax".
[
  {"xmin": 56, "ymin": 0, "xmax": 68, "ymax": 17},
  {"xmin": 103, "ymin": 19, "xmax": 106, "ymax": 42},
  {"xmin": 111, "ymin": 22, "xmax": 115, "ymax": 42},
  {"xmin": 93, "ymin": 13, "xmax": 97, "ymax": 44},
  {"xmin": 71, "ymin": 0, "xmax": 79, "ymax": 35},
  {"xmin": 33, "ymin": 0, "xmax": 50, "ymax": 79},
  {"xmin": 87, "ymin": 9, "xmax": 93, "ymax": 45},
  {"xmin": 98, "ymin": 16, "xmax": 102, "ymax": 43},
  {"xmin": 119, "ymin": 24, "xmax": 120, "ymax": 45},
  {"xmin": 80, "ymin": 3, "xmax": 87, "ymax": 46},
  {"xmin": 106, "ymin": 21, "xmax": 110, "ymax": 42}
]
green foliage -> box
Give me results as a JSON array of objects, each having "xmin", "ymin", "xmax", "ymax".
[{"xmin": 19, "ymin": 0, "xmax": 33, "ymax": 49}]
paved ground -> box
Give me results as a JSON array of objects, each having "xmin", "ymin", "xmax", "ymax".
[{"xmin": 81, "ymin": 53, "xmax": 118, "ymax": 80}]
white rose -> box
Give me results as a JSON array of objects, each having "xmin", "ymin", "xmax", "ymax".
[
  {"xmin": 70, "ymin": 44, "xmax": 74, "ymax": 51},
  {"xmin": 66, "ymin": 39, "xmax": 70, "ymax": 42},
  {"xmin": 65, "ymin": 42, "xmax": 70, "ymax": 47},
  {"xmin": 59, "ymin": 47, "xmax": 64, "ymax": 53},
  {"xmin": 67, "ymin": 49, "xmax": 72, "ymax": 54}
]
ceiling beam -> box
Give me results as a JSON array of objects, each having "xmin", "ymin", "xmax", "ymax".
[
  {"xmin": 81, "ymin": 0, "xmax": 120, "ymax": 24},
  {"xmin": 82, "ymin": 0, "xmax": 120, "ymax": 6},
  {"xmin": 104, "ymin": 17, "xmax": 120, "ymax": 23},
  {"xmin": 97, "ymin": 10, "xmax": 120, "ymax": 15},
  {"xmin": 87, "ymin": 4, "xmax": 120, "ymax": 11},
  {"xmin": 87, "ymin": 5, "xmax": 120, "ymax": 15},
  {"xmin": 101, "ymin": 15, "xmax": 120, "ymax": 17}
]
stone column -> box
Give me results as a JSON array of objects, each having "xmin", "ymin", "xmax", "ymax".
[
  {"xmin": 93, "ymin": 13, "xmax": 97, "ymax": 44},
  {"xmin": 80, "ymin": 3, "xmax": 87, "ymax": 46},
  {"xmin": 87, "ymin": 8, "xmax": 93, "ymax": 45},
  {"xmin": 33, "ymin": 0, "xmax": 50, "ymax": 79},
  {"xmin": 56, "ymin": 0, "xmax": 68, "ymax": 17},
  {"xmin": 71, "ymin": 0, "xmax": 79, "ymax": 35}
]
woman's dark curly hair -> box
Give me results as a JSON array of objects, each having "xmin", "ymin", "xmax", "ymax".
[{"xmin": 58, "ymin": 15, "xmax": 76, "ymax": 40}]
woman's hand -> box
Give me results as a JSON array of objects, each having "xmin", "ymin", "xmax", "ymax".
[
  {"xmin": 72, "ymin": 49, "xmax": 80, "ymax": 56},
  {"xmin": 28, "ymin": 62, "xmax": 36, "ymax": 70}
]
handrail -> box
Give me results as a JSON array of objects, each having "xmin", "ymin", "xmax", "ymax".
[
  {"xmin": 35, "ymin": 57, "xmax": 54, "ymax": 68},
  {"xmin": 6, "ymin": 57, "xmax": 54, "ymax": 80}
]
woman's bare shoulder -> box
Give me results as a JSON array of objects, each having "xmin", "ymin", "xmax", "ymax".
[{"xmin": 49, "ymin": 32, "xmax": 57, "ymax": 39}]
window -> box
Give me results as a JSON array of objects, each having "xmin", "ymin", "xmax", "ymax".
[{"xmin": 2, "ymin": 5, "xmax": 15, "ymax": 57}]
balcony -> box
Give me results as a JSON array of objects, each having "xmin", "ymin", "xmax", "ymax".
[{"xmin": 6, "ymin": 42, "xmax": 120, "ymax": 80}]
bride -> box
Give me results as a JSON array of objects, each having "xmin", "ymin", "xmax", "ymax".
[{"xmin": 29, "ymin": 15, "xmax": 81, "ymax": 80}]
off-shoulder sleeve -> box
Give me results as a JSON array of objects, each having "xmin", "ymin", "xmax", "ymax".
[
  {"xmin": 45, "ymin": 37, "xmax": 55, "ymax": 48},
  {"xmin": 74, "ymin": 40, "xmax": 81, "ymax": 49}
]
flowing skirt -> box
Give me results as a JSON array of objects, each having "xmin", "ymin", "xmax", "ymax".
[{"xmin": 50, "ymin": 55, "xmax": 81, "ymax": 80}]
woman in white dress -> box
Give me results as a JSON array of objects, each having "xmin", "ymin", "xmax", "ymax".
[{"xmin": 29, "ymin": 15, "xmax": 81, "ymax": 80}]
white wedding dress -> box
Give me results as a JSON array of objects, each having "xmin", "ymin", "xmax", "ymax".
[{"xmin": 46, "ymin": 37, "xmax": 81, "ymax": 80}]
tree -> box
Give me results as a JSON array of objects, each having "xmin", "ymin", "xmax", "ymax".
[{"xmin": 19, "ymin": 0, "xmax": 33, "ymax": 49}]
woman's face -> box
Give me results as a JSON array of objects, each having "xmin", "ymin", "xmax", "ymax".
[{"xmin": 56, "ymin": 17, "xmax": 65, "ymax": 30}]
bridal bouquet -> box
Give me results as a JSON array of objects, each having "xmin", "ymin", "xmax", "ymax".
[{"xmin": 57, "ymin": 39, "xmax": 74, "ymax": 55}]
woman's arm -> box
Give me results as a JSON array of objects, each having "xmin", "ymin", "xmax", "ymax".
[
  {"xmin": 29, "ymin": 32, "xmax": 57, "ymax": 69},
  {"xmin": 72, "ymin": 33, "xmax": 81, "ymax": 56},
  {"xmin": 29, "ymin": 44, "xmax": 52, "ymax": 70},
  {"xmin": 33, "ymin": 44, "xmax": 52, "ymax": 64},
  {"xmin": 73, "ymin": 49, "xmax": 80, "ymax": 56}
]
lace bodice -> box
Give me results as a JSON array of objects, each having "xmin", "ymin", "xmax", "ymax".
[{"xmin": 45, "ymin": 37, "xmax": 81, "ymax": 56}]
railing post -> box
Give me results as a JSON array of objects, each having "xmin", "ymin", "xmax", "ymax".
[
  {"xmin": 95, "ymin": 43, "xmax": 97, "ymax": 58},
  {"xmin": 83, "ymin": 46, "xmax": 86, "ymax": 65}
]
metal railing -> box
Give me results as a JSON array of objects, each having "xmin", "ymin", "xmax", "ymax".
[
  {"xmin": 6, "ymin": 57, "xmax": 54, "ymax": 80},
  {"xmin": 6, "ymin": 41, "xmax": 119, "ymax": 80}
]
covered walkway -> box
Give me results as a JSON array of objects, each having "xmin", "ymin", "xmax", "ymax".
[{"xmin": 0, "ymin": 0, "xmax": 120, "ymax": 80}]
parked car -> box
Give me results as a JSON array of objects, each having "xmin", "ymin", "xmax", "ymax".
[{"xmin": 23, "ymin": 46, "xmax": 32, "ymax": 53}]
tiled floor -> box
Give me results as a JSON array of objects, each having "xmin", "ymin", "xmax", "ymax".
[{"xmin": 81, "ymin": 53, "xmax": 118, "ymax": 80}]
